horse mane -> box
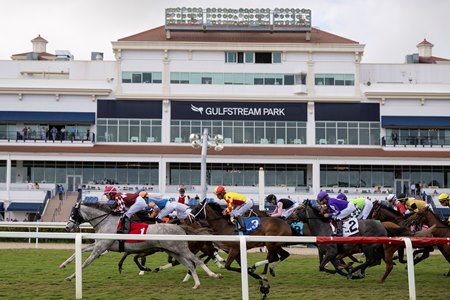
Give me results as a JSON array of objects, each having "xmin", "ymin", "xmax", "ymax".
[
  {"xmin": 380, "ymin": 204, "xmax": 404, "ymax": 217},
  {"xmin": 206, "ymin": 202, "xmax": 224, "ymax": 215},
  {"xmin": 82, "ymin": 202, "xmax": 112, "ymax": 213}
]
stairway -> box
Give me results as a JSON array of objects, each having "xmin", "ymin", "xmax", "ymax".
[{"xmin": 41, "ymin": 192, "xmax": 79, "ymax": 222}]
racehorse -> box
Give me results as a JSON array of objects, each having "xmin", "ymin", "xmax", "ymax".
[
  {"xmin": 191, "ymin": 200, "xmax": 292, "ymax": 298},
  {"xmin": 371, "ymin": 201, "xmax": 434, "ymax": 265},
  {"xmin": 406, "ymin": 206, "xmax": 450, "ymax": 277},
  {"xmin": 290, "ymin": 200, "xmax": 394, "ymax": 280},
  {"xmin": 64, "ymin": 202, "xmax": 222, "ymax": 289}
]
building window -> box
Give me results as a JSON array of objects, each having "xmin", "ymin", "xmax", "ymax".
[
  {"xmin": 225, "ymin": 51, "xmax": 280, "ymax": 64},
  {"xmin": 122, "ymin": 72, "xmax": 163, "ymax": 84},
  {"xmin": 97, "ymin": 118, "xmax": 161, "ymax": 143},
  {"xmin": 171, "ymin": 120, "xmax": 306, "ymax": 145},
  {"xmin": 315, "ymin": 121, "xmax": 380, "ymax": 145},
  {"xmin": 315, "ymin": 74, "xmax": 355, "ymax": 86},
  {"xmin": 170, "ymin": 72, "xmax": 295, "ymax": 86}
]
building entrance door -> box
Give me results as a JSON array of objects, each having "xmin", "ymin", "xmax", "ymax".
[
  {"xmin": 394, "ymin": 179, "xmax": 409, "ymax": 196},
  {"xmin": 67, "ymin": 175, "xmax": 82, "ymax": 192}
]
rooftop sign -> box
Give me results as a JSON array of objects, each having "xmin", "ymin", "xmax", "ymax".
[{"xmin": 165, "ymin": 7, "xmax": 312, "ymax": 32}]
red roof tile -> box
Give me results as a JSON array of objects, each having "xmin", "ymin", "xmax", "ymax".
[{"xmin": 118, "ymin": 25, "xmax": 359, "ymax": 44}]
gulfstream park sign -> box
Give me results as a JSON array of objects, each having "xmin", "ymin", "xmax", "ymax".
[
  {"xmin": 191, "ymin": 104, "xmax": 285, "ymax": 117},
  {"xmin": 172, "ymin": 101, "xmax": 307, "ymax": 121}
]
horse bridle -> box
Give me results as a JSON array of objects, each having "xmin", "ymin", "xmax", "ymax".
[{"xmin": 67, "ymin": 202, "xmax": 112, "ymax": 230}]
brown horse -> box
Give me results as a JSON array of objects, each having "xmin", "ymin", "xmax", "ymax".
[
  {"xmin": 406, "ymin": 206, "xmax": 450, "ymax": 276},
  {"xmin": 371, "ymin": 201, "xmax": 434, "ymax": 265},
  {"xmin": 192, "ymin": 200, "xmax": 292, "ymax": 297}
]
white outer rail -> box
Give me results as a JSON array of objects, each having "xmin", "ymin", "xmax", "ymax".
[{"xmin": 0, "ymin": 231, "xmax": 420, "ymax": 300}]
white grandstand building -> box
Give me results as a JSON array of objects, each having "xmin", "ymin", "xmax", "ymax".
[{"xmin": 0, "ymin": 7, "xmax": 450, "ymax": 221}]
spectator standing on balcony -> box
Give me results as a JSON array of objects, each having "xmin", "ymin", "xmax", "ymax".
[
  {"xmin": 50, "ymin": 126, "xmax": 57, "ymax": 141},
  {"xmin": 22, "ymin": 127, "xmax": 28, "ymax": 141},
  {"xmin": 391, "ymin": 130, "xmax": 398, "ymax": 146},
  {"xmin": 40, "ymin": 127, "xmax": 46, "ymax": 140},
  {"xmin": 410, "ymin": 183, "xmax": 416, "ymax": 197},
  {"xmin": 60, "ymin": 127, "xmax": 66, "ymax": 141}
]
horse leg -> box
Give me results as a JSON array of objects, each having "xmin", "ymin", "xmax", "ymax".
[
  {"xmin": 118, "ymin": 252, "xmax": 131, "ymax": 274},
  {"xmin": 65, "ymin": 242, "xmax": 113, "ymax": 281},
  {"xmin": 60, "ymin": 243, "xmax": 95, "ymax": 269},
  {"xmin": 267, "ymin": 246, "xmax": 290, "ymax": 277},
  {"xmin": 379, "ymin": 245, "xmax": 398, "ymax": 283},
  {"xmin": 412, "ymin": 246, "xmax": 433, "ymax": 265},
  {"xmin": 168, "ymin": 252, "xmax": 201, "ymax": 289}
]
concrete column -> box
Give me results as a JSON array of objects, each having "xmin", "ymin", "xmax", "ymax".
[{"xmin": 312, "ymin": 160, "xmax": 321, "ymax": 197}]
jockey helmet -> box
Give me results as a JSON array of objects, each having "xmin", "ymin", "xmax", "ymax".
[
  {"xmin": 316, "ymin": 191, "xmax": 329, "ymax": 201},
  {"xmin": 265, "ymin": 194, "xmax": 277, "ymax": 204},
  {"xmin": 103, "ymin": 185, "xmax": 117, "ymax": 195},
  {"xmin": 438, "ymin": 193, "xmax": 449, "ymax": 203},
  {"xmin": 336, "ymin": 193, "xmax": 347, "ymax": 201},
  {"xmin": 179, "ymin": 187, "xmax": 186, "ymax": 193},
  {"xmin": 139, "ymin": 191, "xmax": 149, "ymax": 199},
  {"xmin": 214, "ymin": 185, "xmax": 226, "ymax": 195},
  {"xmin": 397, "ymin": 193, "xmax": 407, "ymax": 202},
  {"xmin": 386, "ymin": 194, "xmax": 397, "ymax": 202}
]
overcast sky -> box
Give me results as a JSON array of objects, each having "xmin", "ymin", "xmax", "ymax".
[{"xmin": 1, "ymin": 0, "xmax": 449, "ymax": 63}]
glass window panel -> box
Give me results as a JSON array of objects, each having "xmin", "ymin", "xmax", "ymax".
[
  {"xmin": 244, "ymin": 73, "xmax": 254, "ymax": 85},
  {"xmin": 335, "ymin": 74, "xmax": 345, "ymax": 86},
  {"xmin": 226, "ymin": 52, "xmax": 236, "ymax": 63},
  {"xmin": 264, "ymin": 74, "xmax": 276, "ymax": 85},
  {"xmin": 233, "ymin": 73, "xmax": 244, "ymax": 85},
  {"xmin": 190, "ymin": 72, "xmax": 202, "ymax": 84},
  {"xmin": 132, "ymin": 73, "xmax": 142, "ymax": 83},
  {"xmin": 212, "ymin": 73, "xmax": 224, "ymax": 84},
  {"xmin": 122, "ymin": 72, "xmax": 132, "ymax": 83},
  {"xmin": 170, "ymin": 72, "xmax": 180, "ymax": 84},
  {"xmin": 142, "ymin": 73, "xmax": 152, "ymax": 83},
  {"xmin": 284, "ymin": 74, "xmax": 294, "ymax": 85},
  {"xmin": 254, "ymin": 74, "xmax": 264, "ymax": 85},
  {"xmin": 315, "ymin": 74, "xmax": 324, "ymax": 85},
  {"xmin": 224, "ymin": 73, "xmax": 233, "ymax": 84},
  {"xmin": 345, "ymin": 74, "xmax": 355, "ymax": 86},
  {"xmin": 272, "ymin": 52, "xmax": 282, "ymax": 63},
  {"xmin": 153, "ymin": 72, "xmax": 162, "ymax": 83},
  {"xmin": 118, "ymin": 126, "xmax": 128, "ymax": 142},
  {"xmin": 348, "ymin": 128, "xmax": 358, "ymax": 144},
  {"xmin": 245, "ymin": 52, "xmax": 254, "ymax": 63},
  {"xmin": 180, "ymin": 73, "xmax": 189, "ymax": 84},
  {"xmin": 359, "ymin": 129, "xmax": 370, "ymax": 145},
  {"xmin": 324, "ymin": 74, "xmax": 335, "ymax": 85}
]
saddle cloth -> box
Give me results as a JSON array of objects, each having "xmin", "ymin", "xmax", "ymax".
[{"xmin": 116, "ymin": 222, "xmax": 149, "ymax": 243}]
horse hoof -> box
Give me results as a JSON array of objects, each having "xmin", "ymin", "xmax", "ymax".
[
  {"xmin": 215, "ymin": 273, "xmax": 223, "ymax": 279},
  {"xmin": 65, "ymin": 277, "xmax": 72, "ymax": 282},
  {"xmin": 269, "ymin": 269, "xmax": 275, "ymax": 277},
  {"xmin": 139, "ymin": 271, "xmax": 145, "ymax": 276},
  {"xmin": 192, "ymin": 285, "xmax": 200, "ymax": 289},
  {"xmin": 153, "ymin": 268, "xmax": 160, "ymax": 273},
  {"xmin": 59, "ymin": 265, "xmax": 66, "ymax": 269}
]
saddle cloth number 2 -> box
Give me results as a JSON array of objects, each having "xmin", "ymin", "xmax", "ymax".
[{"xmin": 342, "ymin": 217, "xmax": 360, "ymax": 237}]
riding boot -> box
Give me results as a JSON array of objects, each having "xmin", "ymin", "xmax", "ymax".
[
  {"xmin": 236, "ymin": 216, "xmax": 246, "ymax": 231},
  {"xmin": 333, "ymin": 220, "xmax": 343, "ymax": 236},
  {"xmin": 121, "ymin": 215, "xmax": 131, "ymax": 234}
]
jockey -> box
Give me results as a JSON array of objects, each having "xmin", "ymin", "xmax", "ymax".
[
  {"xmin": 170, "ymin": 201, "xmax": 193, "ymax": 221},
  {"xmin": 266, "ymin": 194, "xmax": 299, "ymax": 219},
  {"xmin": 400, "ymin": 196, "xmax": 428, "ymax": 213},
  {"xmin": 385, "ymin": 194, "xmax": 398, "ymax": 210},
  {"xmin": 214, "ymin": 185, "xmax": 253, "ymax": 231},
  {"xmin": 396, "ymin": 193, "xmax": 408, "ymax": 215},
  {"xmin": 317, "ymin": 191, "xmax": 357, "ymax": 236},
  {"xmin": 146, "ymin": 193, "xmax": 175, "ymax": 221},
  {"xmin": 103, "ymin": 185, "xmax": 126, "ymax": 213},
  {"xmin": 336, "ymin": 193, "xmax": 373, "ymax": 220},
  {"xmin": 120, "ymin": 191, "xmax": 148, "ymax": 234},
  {"xmin": 437, "ymin": 193, "xmax": 450, "ymax": 223},
  {"xmin": 177, "ymin": 187, "xmax": 190, "ymax": 205}
]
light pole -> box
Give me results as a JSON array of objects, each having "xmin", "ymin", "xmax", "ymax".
[{"xmin": 190, "ymin": 128, "xmax": 224, "ymax": 200}]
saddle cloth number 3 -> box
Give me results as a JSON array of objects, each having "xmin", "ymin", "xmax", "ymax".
[{"xmin": 342, "ymin": 217, "xmax": 359, "ymax": 237}]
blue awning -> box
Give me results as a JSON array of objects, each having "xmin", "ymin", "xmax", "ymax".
[
  {"xmin": 7, "ymin": 202, "xmax": 42, "ymax": 212},
  {"xmin": 0, "ymin": 111, "xmax": 95, "ymax": 123},
  {"xmin": 382, "ymin": 116, "xmax": 450, "ymax": 128}
]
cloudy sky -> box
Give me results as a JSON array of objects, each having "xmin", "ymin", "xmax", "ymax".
[{"xmin": 1, "ymin": 0, "xmax": 449, "ymax": 63}]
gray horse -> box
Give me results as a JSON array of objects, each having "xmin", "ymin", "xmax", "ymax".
[{"xmin": 64, "ymin": 202, "xmax": 222, "ymax": 289}]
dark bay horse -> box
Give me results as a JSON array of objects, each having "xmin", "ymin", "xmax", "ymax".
[
  {"xmin": 406, "ymin": 206, "xmax": 450, "ymax": 276},
  {"xmin": 65, "ymin": 202, "xmax": 222, "ymax": 288},
  {"xmin": 290, "ymin": 200, "xmax": 394, "ymax": 280}
]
